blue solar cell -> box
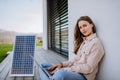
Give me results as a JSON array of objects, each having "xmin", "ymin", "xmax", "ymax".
[{"xmin": 11, "ymin": 35, "xmax": 36, "ymax": 76}]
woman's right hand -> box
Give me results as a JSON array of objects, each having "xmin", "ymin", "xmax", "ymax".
[{"xmin": 48, "ymin": 63, "xmax": 63, "ymax": 71}]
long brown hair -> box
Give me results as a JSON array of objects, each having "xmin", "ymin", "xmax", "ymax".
[{"xmin": 74, "ymin": 16, "xmax": 96, "ymax": 54}]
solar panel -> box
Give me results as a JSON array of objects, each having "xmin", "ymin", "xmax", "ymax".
[{"xmin": 11, "ymin": 35, "xmax": 36, "ymax": 76}]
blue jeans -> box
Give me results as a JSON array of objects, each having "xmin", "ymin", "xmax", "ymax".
[{"xmin": 39, "ymin": 62, "xmax": 87, "ymax": 80}]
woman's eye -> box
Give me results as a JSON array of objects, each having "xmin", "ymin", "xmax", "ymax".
[
  {"xmin": 79, "ymin": 26, "xmax": 82, "ymax": 29},
  {"xmin": 83, "ymin": 24, "xmax": 87, "ymax": 27}
]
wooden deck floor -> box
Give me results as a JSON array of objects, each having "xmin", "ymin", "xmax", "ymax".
[{"xmin": 0, "ymin": 46, "xmax": 67, "ymax": 80}]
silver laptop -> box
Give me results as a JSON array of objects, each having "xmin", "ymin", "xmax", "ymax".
[
  {"xmin": 29, "ymin": 55, "xmax": 52, "ymax": 78},
  {"xmin": 39, "ymin": 66, "xmax": 52, "ymax": 78}
]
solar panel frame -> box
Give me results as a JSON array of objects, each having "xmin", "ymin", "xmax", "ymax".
[{"xmin": 10, "ymin": 34, "xmax": 36, "ymax": 76}]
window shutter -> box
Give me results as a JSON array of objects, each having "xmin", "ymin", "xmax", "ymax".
[{"xmin": 48, "ymin": 0, "xmax": 68, "ymax": 56}]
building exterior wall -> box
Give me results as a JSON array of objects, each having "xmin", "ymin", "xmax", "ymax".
[
  {"xmin": 68, "ymin": 0, "xmax": 120, "ymax": 80},
  {"xmin": 42, "ymin": 0, "xmax": 48, "ymax": 50}
]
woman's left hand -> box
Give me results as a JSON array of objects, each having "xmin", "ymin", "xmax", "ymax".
[{"xmin": 48, "ymin": 63, "xmax": 63, "ymax": 71}]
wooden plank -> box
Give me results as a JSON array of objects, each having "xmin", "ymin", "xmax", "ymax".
[
  {"xmin": 0, "ymin": 52, "xmax": 12, "ymax": 72},
  {"xmin": 0, "ymin": 53, "xmax": 12, "ymax": 80}
]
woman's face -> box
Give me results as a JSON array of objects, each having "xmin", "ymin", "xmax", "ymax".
[{"xmin": 78, "ymin": 20, "xmax": 94, "ymax": 37}]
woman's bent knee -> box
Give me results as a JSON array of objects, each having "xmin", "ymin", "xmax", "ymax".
[{"xmin": 40, "ymin": 62, "xmax": 53, "ymax": 68}]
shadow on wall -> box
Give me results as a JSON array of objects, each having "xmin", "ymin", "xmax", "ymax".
[{"xmin": 95, "ymin": 53, "xmax": 105, "ymax": 80}]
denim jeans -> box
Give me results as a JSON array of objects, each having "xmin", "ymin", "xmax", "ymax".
[{"xmin": 39, "ymin": 62, "xmax": 87, "ymax": 80}]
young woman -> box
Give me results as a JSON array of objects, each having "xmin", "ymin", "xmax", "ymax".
[{"xmin": 40, "ymin": 16, "xmax": 104, "ymax": 80}]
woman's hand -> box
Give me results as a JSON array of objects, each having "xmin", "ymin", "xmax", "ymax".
[
  {"xmin": 48, "ymin": 63, "xmax": 63, "ymax": 71},
  {"xmin": 50, "ymin": 69, "xmax": 57, "ymax": 75}
]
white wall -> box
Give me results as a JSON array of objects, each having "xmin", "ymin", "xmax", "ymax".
[
  {"xmin": 42, "ymin": 0, "xmax": 48, "ymax": 50},
  {"xmin": 68, "ymin": 0, "xmax": 120, "ymax": 80}
]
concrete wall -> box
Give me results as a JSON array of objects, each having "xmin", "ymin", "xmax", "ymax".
[
  {"xmin": 68, "ymin": 0, "xmax": 120, "ymax": 80},
  {"xmin": 42, "ymin": 0, "xmax": 48, "ymax": 50}
]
